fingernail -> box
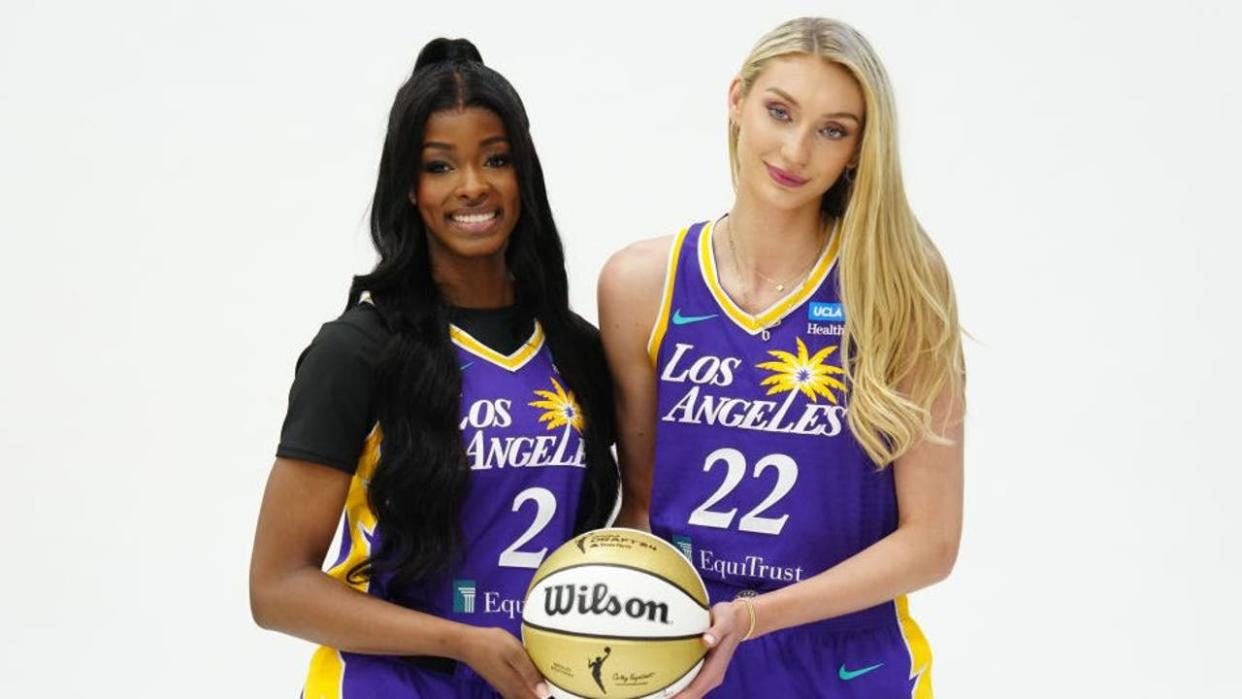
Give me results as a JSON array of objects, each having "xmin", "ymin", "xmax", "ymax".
[
  {"xmin": 536, "ymin": 681, "xmax": 550, "ymax": 697},
  {"xmin": 703, "ymin": 633, "xmax": 717, "ymax": 646}
]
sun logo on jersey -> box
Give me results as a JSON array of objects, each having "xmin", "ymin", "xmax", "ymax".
[
  {"xmin": 530, "ymin": 377, "xmax": 585, "ymax": 433},
  {"xmin": 756, "ymin": 337, "xmax": 847, "ymax": 405}
]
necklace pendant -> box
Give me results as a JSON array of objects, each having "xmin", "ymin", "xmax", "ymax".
[{"xmin": 776, "ymin": 284, "xmax": 785, "ymax": 292}]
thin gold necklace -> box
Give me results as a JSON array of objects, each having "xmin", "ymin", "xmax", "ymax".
[{"xmin": 726, "ymin": 217, "xmax": 829, "ymax": 294}]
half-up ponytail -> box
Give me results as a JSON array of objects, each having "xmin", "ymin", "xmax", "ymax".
[
  {"xmin": 345, "ymin": 39, "xmax": 619, "ymax": 589},
  {"xmin": 414, "ymin": 37, "xmax": 483, "ymax": 70}
]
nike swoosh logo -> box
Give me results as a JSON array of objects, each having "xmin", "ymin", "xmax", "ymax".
[
  {"xmin": 671, "ymin": 309, "xmax": 718, "ymax": 325},
  {"xmin": 839, "ymin": 663, "xmax": 883, "ymax": 681}
]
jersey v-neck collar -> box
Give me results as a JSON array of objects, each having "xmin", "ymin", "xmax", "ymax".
[
  {"xmin": 698, "ymin": 217, "xmax": 841, "ymax": 335},
  {"xmin": 450, "ymin": 320, "xmax": 544, "ymax": 372}
]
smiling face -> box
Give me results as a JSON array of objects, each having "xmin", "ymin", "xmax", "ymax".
[
  {"xmin": 414, "ymin": 107, "xmax": 520, "ymax": 266},
  {"xmin": 730, "ymin": 53, "xmax": 865, "ymax": 213}
]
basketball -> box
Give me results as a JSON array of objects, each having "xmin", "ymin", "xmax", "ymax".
[{"xmin": 521, "ymin": 528, "xmax": 710, "ymax": 699}]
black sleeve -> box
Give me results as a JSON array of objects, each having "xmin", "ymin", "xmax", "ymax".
[{"xmin": 275, "ymin": 306, "xmax": 388, "ymax": 474}]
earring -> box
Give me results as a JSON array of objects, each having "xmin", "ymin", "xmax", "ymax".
[{"xmin": 843, "ymin": 167, "xmax": 855, "ymax": 184}]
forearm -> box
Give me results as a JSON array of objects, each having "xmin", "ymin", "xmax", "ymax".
[
  {"xmin": 613, "ymin": 429, "xmax": 654, "ymax": 531},
  {"xmin": 749, "ymin": 524, "xmax": 957, "ymax": 639},
  {"xmin": 614, "ymin": 498, "xmax": 650, "ymax": 530},
  {"xmin": 252, "ymin": 566, "xmax": 472, "ymax": 659},
  {"xmin": 614, "ymin": 454, "xmax": 652, "ymax": 531}
]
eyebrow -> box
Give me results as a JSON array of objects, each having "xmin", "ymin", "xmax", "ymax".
[
  {"xmin": 422, "ymin": 135, "xmax": 511, "ymax": 151},
  {"xmin": 765, "ymin": 87, "xmax": 862, "ymax": 123}
]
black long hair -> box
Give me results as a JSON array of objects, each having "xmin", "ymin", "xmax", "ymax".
[{"xmin": 345, "ymin": 38, "xmax": 618, "ymax": 589}]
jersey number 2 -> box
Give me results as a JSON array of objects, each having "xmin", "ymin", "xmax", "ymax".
[
  {"xmin": 498, "ymin": 487, "xmax": 556, "ymax": 569},
  {"xmin": 687, "ymin": 447, "xmax": 798, "ymax": 535}
]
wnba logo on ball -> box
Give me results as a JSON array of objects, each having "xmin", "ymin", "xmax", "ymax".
[{"xmin": 543, "ymin": 583, "xmax": 671, "ymax": 624}]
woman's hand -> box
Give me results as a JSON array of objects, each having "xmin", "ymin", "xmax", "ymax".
[
  {"xmin": 458, "ymin": 626, "xmax": 550, "ymax": 699},
  {"xmin": 672, "ymin": 599, "xmax": 750, "ymax": 698}
]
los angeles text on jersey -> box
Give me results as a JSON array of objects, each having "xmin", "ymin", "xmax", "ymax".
[
  {"xmin": 460, "ymin": 398, "xmax": 586, "ymax": 470},
  {"xmin": 658, "ymin": 343, "xmax": 847, "ymax": 437},
  {"xmin": 697, "ymin": 547, "xmax": 804, "ymax": 583}
]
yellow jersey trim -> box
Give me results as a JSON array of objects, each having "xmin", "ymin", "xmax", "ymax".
[
  {"xmin": 646, "ymin": 226, "xmax": 693, "ymax": 366},
  {"xmin": 325, "ymin": 425, "xmax": 382, "ymax": 589},
  {"xmin": 698, "ymin": 218, "xmax": 841, "ymax": 334},
  {"xmin": 450, "ymin": 320, "xmax": 545, "ymax": 372},
  {"xmin": 306, "ymin": 426, "xmax": 385, "ymax": 696},
  {"xmin": 895, "ymin": 595, "xmax": 934, "ymax": 698},
  {"xmin": 303, "ymin": 646, "xmax": 345, "ymax": 699}
]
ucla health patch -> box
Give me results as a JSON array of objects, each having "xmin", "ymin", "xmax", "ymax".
[{"xmin": 808, "ymin": 302, "xmax": 844, "ymax": 322}]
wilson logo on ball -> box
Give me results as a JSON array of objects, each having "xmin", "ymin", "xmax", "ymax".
[{"xmin": 543, "ymin": 583, "xmax": 671, "ymax": 624}]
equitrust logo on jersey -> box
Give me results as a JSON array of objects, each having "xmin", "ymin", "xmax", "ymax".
[
  {"xmin": 672, "ymin": 535, "xmax": 693, "ymax": 560},
  {"xmin": 696, "ymin": 548, "xmax": 805, "ymax": 584},
  {"xmin": 451, "ymin": 581, "xmax": 526, "ymax": 619},
  {"xmin": 807, "ymin": 302, "xmax": 844, "ymax": 337},
  {"xmin": 453, "ymin": 580, "xmax": 476, "ymax": 613}
]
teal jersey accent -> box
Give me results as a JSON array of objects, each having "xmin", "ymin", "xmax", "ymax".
[
  {"xmin": 838, "ymin": 663, "xmax": 884, "ymax": 680},
  {"xmin": 671, "ymin": 308, "xmax": 718, "ymax": 325}
]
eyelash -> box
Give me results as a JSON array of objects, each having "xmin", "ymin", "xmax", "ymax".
[
  {"xmin": 767, "ymin": 104, "xmax": 790, "ymax": 122},
  {"xmin": 767, "ymin": 103, "xmax": 849, "ymax": 140},
  {"xmin": 422, "ymin": 153, "xmax": 512, "ymax": 174}
]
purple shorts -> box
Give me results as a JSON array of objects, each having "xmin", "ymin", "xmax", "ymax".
[
  {"xmin": 301, "ymin": 648, "xmax": 499, "ymax": 698},
  {"xmin": 705, "ymin": 584, "xmax": 934, "ymax": 698}
]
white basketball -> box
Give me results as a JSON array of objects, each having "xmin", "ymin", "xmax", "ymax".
[{"xmin": 521, "ymin": 528, "xmax": 711, "ymax": 699}]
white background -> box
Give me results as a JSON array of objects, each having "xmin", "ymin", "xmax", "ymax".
[{"xmin": 2, "ymin": 0, "xmax": 1240, "ymax": 695}]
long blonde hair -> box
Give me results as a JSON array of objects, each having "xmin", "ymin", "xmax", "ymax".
[{"xmin": 730, "ymin": 17, "xmax": 965, "ymax": 465}]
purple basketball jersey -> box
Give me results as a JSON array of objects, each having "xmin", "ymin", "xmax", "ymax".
[
  {"xmin": 648, "ymin": 220, "xmax": 898, "ymax": 614},
  {"xmin": 303, "ymin": 322, "xmax": 588, "ymax": 696},
  {"xmin": 402, "ymin": 322, "xmax": 588, "ymax": 632}
]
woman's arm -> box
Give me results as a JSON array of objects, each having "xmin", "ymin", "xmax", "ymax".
[
  {"xmin": 677, "ymin": 389, "xmax": 965, "ymax": 697},
  {"xmin": 748, "ymin": 389, "xmax": 964, "ymax": 635},
  {"xmin": 597, "ymin": 237, "xmax": 671, "ymax": 531},
  {"xmin": 249, "ymin": 457, "xmax": 549, "ymax": 699}
]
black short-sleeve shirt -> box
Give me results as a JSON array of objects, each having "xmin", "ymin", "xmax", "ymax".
[{"xmin": 276, "ymin": 304, "xmax": 538, "ymax": 474}]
